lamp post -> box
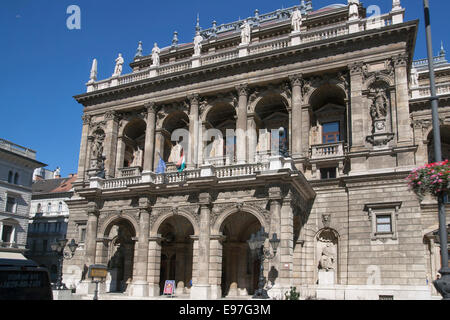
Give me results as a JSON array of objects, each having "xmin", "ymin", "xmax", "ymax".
[
  {"xmin": 423, "ymin": 0, "xmax": 450, "ymax": 300},
  {"xmin": 247, "ymin": 227, "xmax": 280, "ymax": 299},
  {"xmin": 50, "ymin": 238, "xmax": 78, "ymax": 290}
]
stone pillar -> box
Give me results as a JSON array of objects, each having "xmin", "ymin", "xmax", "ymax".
[
  {"xmin": 77, "ymin": 114, "xmax": 91, "ymax": 182},
  {"xmin": 209, "ymin": 236, "xmax": 224, "ymax": 299},
  {"xmin": 394, "ymin": 55, "xmax": 413, "ymax": 145},
  {"xmin": 236, "ymin": 84, "xmax": 249, "ymax": 164},
  {"xmin": 301, "ymin": 106, "xmax": 310, "ymax": 158},
  {"xmin": 349, "ymin": 63, "xmax": 366, "ymax": 150},
  {"xmin": 190, "ymin": 193, "xmax": 211, "ymax": 299},
  {"xmin": 143, "ymin": 103, "xmax": 158, "ymax": 173},
  {"xmin": 290, "ymin": 75, "xmax": 303, "ymax": 158},
  {"xmin": 147, "ymin": 237, "xmax": 162, "ymax": 297},
  {"xmin": 153, "ymin": 130, "xmax": 165, "ymax": 172},
  {"xmin": 115, "ymin": 136, "xmax": 126, "ymax": 177},
  {"xmin": 247, "ymin": 115, "xmax": 257, "ymax": 163},
  {"xmin": 198, "ymin": 123, "xmax": 206, "ymax": 166},
  {"xmin": 104, "ymin": 111, "xmax": 120, "ymax": 179},
  {"xmin": 131, "ymin": 202, "xmax": 151, "ymax": 297},
  {"xmin": 188, "ymin": 94, "xmax": 200, "ymax": 168},
  {"xmin": 279, "ymin": 199, "xmax": 294, "ymax": 288}
]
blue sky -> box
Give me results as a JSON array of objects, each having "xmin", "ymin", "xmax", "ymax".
[{"xmin": 0, "ymin": 0, "xmax": 448, "ymax": 177}]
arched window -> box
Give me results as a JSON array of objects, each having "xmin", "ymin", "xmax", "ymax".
[
  {"xmin": 37, "ymin": 203, "xmax": 42, "ymax": 213},
  {"xmin": 58, "ymin": 202, "xmax": 63, "ymax": 213},
  {"xmin": 13, "ymin": 173, "xmax": 19, "ymax": 185},
  {"xmin": 47, "ymin": 203, "xmax": 52, "ymax": 213},
  {"xmin": 7, "ymin": 171, "xmax": 13, "ymax": 183}
]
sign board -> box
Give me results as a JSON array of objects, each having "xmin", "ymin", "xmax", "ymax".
[
  {"xmin": 163, "ymin": 280, "xmax": 176, "ymax": 296},
  {"xmin": 88, "ymin": 264, "xmax": 108, "ymax": 279}
]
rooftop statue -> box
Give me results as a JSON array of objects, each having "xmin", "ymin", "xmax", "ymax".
[
  {"xmin": 151, "ymin": 43, "xmax": 161, "ymax": 67},
  {"xmin": 89, "ymin": 59, "xmax": 98, "ymax": 83},
  {"xmin": 348, "ymin": 0, "xmax": 360, "ymax": 20},
  {"xmin": 240, "ymin": 20, "xmax": 251, "ymax": 45},
  {"xmin": 113, "ymin": 53, "xmax": 124, "ymax": 77},
  {"xmin": 291, "ymin": 7, "xmax": 302, "ymax": 33},
  {"xmin": 193, "ymin": 31, "xmax": 203, "ymax": 56},
  {"xmin": 410, "ymin": 67, "xmax": 419, "ymax": 88}
]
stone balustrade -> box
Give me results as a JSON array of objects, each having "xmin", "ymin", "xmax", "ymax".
[
  {"xmin": 311, "ymin": 142, "xmax": 345, "ymax": 159},
  {"xmin": 87, "ymin": 12, "xmax": 404, "ymax": 93},
  {"xmin": 97, "ymin": 161, "xmax": 279, "ymax": 190},
  {"xmin": 0, "ymin": 138, "xmax": 37, "ymax": 160},
  {"xmin": 118, "ymin": 166, "xmax": 142, "ymax": 178},
  {"xmin": 410, "ymin": 83, "xmax": 450, "ymax": 99}
]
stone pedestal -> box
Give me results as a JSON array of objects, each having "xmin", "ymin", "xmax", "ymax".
[
  {"xmin": 348, "ymin": 20, "xmax": 360, "ymax": 34},
  {"xmin": 239, "ymin": 44, "xmax": 249, "ymax": 58},
  {"xmin": 190, "ymin": 284, "xmax": 211, "ymax": 300},
  {"xmin": 290, "ymin": 32, "xmax": 301, "ymax": 46},
  {"xmin": 149, "ymin": 66, "xmax": 158, "ymax": 78},
  {"xmin": 318, "ymin": 270, "xmax": 335, "ymax": 286},
  {"xmin": 129, "ymin": 280, "xmax": 149, "ymax": 297},
  {"xmin": 192, "ymin": 56, "xmax": 201, "ymax": 68},
  {"xmin": 52, "ymin": 289, "xmax": 75, "ymax": 300}
]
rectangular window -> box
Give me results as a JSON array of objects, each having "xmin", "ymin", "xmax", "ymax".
[
  {"xmin": 1, "ymin": 225, "xmax": 13, "ymax": 243},
  {"xmin": 80, "ymin": 228, "xmax": 86, "ymax": 243},
  {"xmin": 6, "ymin": 197, "xmax": 16, "ymax": 213},
  {"xmin": 376, "ymin": 215, "xmax": 392, "ymax": 233},
  {"xmin": 322, "ymin": 122, "xmax": 340, "ymax": 144},
  {"xmin": 43, "ymin": 240, "xmax": 48, "ymax": 252},
  {"xmin": 320, "ymin": 167, "xmax": 337, "ymax": 180}
]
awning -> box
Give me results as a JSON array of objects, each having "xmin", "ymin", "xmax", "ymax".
[{"xmin": 0, "ymin": 252, "xmax": 27, "ymax": 260}]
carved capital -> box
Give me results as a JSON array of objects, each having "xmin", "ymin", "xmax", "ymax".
[
  {"xmin": 289, "ymin": 74, "xmax": 303, "ymax": 87},
  {"xmin": 187, "ymin": 93, "xmax": 200, "ymax": 105},
  {"xmin": 393, "ymin": 54, "xmax": 408, "ymax": 68},
  {"xmin": 104, "ymin": 110, "xmax": 120, "ymax": 122},
  {"xmin": 235, "ymin": 84, "xmax": 249, "ymax": 97},
  {"xmin": 82, "ymin": 114, "xmax": 91, "ymax": 125},
  {"xmin": 349, "ymin": 62, "xmax": 364, "ymax": 76},
  {"xmin": 87, "ymin": 203, "xmax": 99, "ymax": 216},
  {"xmin": 144, "ymin": 102, "xmax": 159, "ymax": 114}
]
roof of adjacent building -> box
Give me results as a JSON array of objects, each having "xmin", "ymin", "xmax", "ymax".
[{"xmin": 32, "ymin": 174, "xmax": 77, "ymax": 196}]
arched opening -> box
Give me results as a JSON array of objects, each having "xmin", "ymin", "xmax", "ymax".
[
  {"xmin": 309, "ymin": 85, "xmax": 347, "ymax": 146},
  {"xmin": 13, "ymin": 173, "xmax": 19, "ymax": 185},
  {"xmin": 104, "ymin": 219, "xmax": 136, "ymax": 293},
  {"xmin": 162, "ymin": 111, "xmax": 189, "ymax": 170},
  {"xmin": 204, "ymin": 103, "xmax": 237, "ymax": 166},
  {"xmin": 220, "ymin": 211, "xmax": 261, "ymax": 297},
  {"xmin": 254, "ymin": 94, "xmax": 289, "ymax": 162},
  {"xmin": 427, "ymin": 125, "xmax": 450, "ymax": 163},
  {"xmin": 8, "ymin": 171, "xmax": 13, "ymax": 184},
  {"xmin": 157, "ymin": 215, "xmax": 194, "ymax": 296},
  {"xmin": 122, "ymin": 119, "xmax": 146, "ymax": 168}
]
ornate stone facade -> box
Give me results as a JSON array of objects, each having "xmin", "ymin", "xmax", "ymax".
[{"xmin": 64, "ymin": 2, "xmax": 449, "ymax": 300}]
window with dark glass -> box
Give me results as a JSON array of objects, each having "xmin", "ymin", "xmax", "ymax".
[
  {"xmin": 320, "ymin": 167, "xmax": 337, "ymax": 180},
  {"xmin": 6, "ymin": 197, "xmax": 16, "ymax": 213},
  {"xmin": 1, "ymin": 225, "xmax": 13, "ymax": 243},
  {"xmin": 322, "ymin": 122, "xmax": 340, "ymax": 144},
  {"xmin": 13, "ymin": 173, "xmax": 19, "ymax": 185},
  {"xmin": 7, "ymin": 171, "xmax": 13, "ymax": 183}
]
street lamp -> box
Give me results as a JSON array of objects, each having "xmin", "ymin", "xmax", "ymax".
[
  {"xmin": 423, "ymin": 0, "xmax": 450, "ymax": 300},
  {"xmin": 247, "ymin": 227, "xmax": 280, "ymax": 299},
  {"xmin": 51, "ymin": 238, "xmax": 78, "ymax": 290}
]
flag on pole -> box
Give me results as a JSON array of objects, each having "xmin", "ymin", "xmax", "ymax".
[
  {"xmin": 155, "ymin": 153, "xmax": 166, "ymax": 174},
  {"xmin": 176, "ymin": 149, "xmax": 186, "ymax": 172}
]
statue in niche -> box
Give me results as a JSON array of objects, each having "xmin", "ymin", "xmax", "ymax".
[
  {"xmin": 151, "ymin": 43, "xmax": 160, "ymax": 67},
  {"xmin": 168, "ymin": 142, "xmax": 183, "ymax": 163},
  {"xmin": 193, "ymin": 31, "xmax": 203, "ymax": 56},
  {"xmin": 370, "ymin": 89, "xmax": 388, "ymax": 121},
  {"xmin": 410, "ymin": 67, "xmax": 419, "ymax": 88},
  {"xmin": 257, "ymin": 129, "xmax": 271, "ymax": 154},
  {"xmin": 318, "ymin": 239, "xmax": 337, "ymax": 271},
  {"xmin": 291, "ymin": 7, "xmax": 302, "ymax": 32},
  {"xmin": 113, "ymin": 53, "xmax": 124, "ymax": 77},
  {"xmin": 131, "ymin": 145, "xmax": 144, "ymax": 167},
  {"xmin": 209, "ymin": 135, "xmax": 224, "ymax": 158},
  {"xmin": 240, "ymin": 20, "xmax": 251, "ymax": 45},
  {"xmin": 90, "ymin": 131, "xmax": 105, "ymax": 170}
]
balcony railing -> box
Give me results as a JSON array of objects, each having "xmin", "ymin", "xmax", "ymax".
[
  {"xmin": 91, "ymin": 159, "xmax": 288, "ymax": 190},
  {"xmin": 311, "ymin": 142, "xmax": 345, "ymax": 159},
  {"xmin": 118, "ymin": 166, "xmax": 142, "ymax": 178},
  {"xmin": 0, "ymin": 138, "xmax": 37, "ymax": 160},
  {"xmin": 410, "ymin": 83, "xmax": 450, "ymax": 99}
]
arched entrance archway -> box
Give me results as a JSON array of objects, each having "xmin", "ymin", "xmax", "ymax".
[
  {"xmin": 220, "ymin": 211, "xmax": 261, "ymax": 297},
  {"xmin": 427, "ymin": 125, "xmax": 450, "ymax": 163},
  {"xmin": 103, "ymin": 219, "xmax": 136, "ymax": 293},
  {"xmin": 157, "ymin": 215, "xmax": 194, "ymax": 296}
]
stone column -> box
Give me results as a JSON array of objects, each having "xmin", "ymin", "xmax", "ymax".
[
  {"xmin": 349, "ymin": 63, "xmax": 366, "ymax": 150},
  {"xmin": 209, "ymin": 236, "xmax": 224, "ymax": 299},
  {"xmin": 236, "ymin": 84, "xmax": 249, "ymax": 164},
  {"xmin": 247, "ymin": 115, "xmax": 257, "ymax": 163},
  {"xmin": 290, "ymin": 75, "xmax": 303, "ymax": 158},
  {"xmin": 394, "ymin": 55, "xmax": 413, "ymax": 145},
  {"xmin": 198, "ymin": 123, "xmax": 206, "ymax": 166},
  {"xmin": 147, "ymin": 237, "xmax": 162, "ymax": 297},
  {"xmin": 115, "ymin": 136, "xmax": 126, "ymax": 177},
  {"xmin": 104, "ymin": 111, "xmax": 120, "ymax": 179},
  {"xmin": 131, "ymin": 202, "xmax": 151, "ymax": 297},
  {"xmin": 188, "ymin": 94, "xmax": 200, "ymax": 168},
  {"xmin": 77, "ymin": 114, "xmax": 91, "ymax": 182},
  {"xmin": 143, "ymin": 103, "xmax": 158, "ymax": 173},
  {"xmin": 279, "ymin": 199, "xmax": 294, "ymax": 288},
  {"xmin": 190, "ymin": 193, "xmax": 211, "ymax": 299},
  {"xmin": 153, "ymin": 130, "xmax": 165, "ymax": 172}
]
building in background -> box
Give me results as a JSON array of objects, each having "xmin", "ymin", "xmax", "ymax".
[
  {"xmin": 26, "ymin": 173, "xmax": 77, "ymax": 282},
  {"xmin": 0, "ymin": 138, "xmax": 46, "ymax": 259}
]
